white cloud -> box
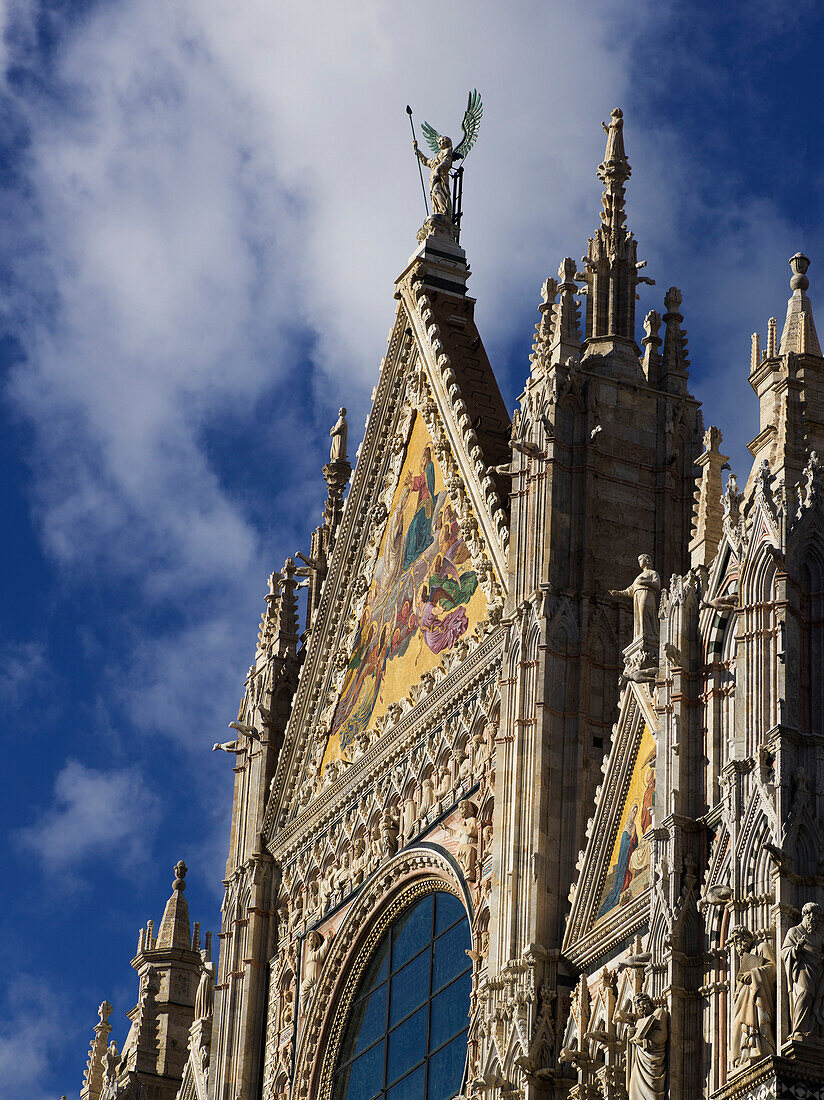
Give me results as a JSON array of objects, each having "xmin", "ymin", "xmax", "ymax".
[
  {"xmin": 0, "ymin": 1, "xmax": 818, "ymax": 762},
  {"xmin": 0, "ymin": 639, "xmax": 46, "ymax": 706},
  {"xmin": 0, "ymin": 974, "xmax": 76, "ymax": 1100},
  {"xmin": 17, "ymin": 760, "xmax": 161, "ymax": 881}
]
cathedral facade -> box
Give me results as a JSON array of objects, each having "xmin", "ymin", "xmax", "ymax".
[{"xmin": 80, "ymin": 109, "xmax": 824, "ymax": 1100}]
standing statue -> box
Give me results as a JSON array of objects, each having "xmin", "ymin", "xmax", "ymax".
[
  {"xmin": 412, "ymin": 90, "xmax": 483, "ymax": 226},
  {"xmin": 729, "ymin": 927, "xmax": 776, "ymax": 1065},
  {"xmin": 601, "ymin": 106, "xmax": 628, "ymax": 170},
  {"xmin": 450, "ymin": 799, "xmax": 479, "ymax": 881},
  {"xmin": 610, "ymin": 554, "xmax": 661, "ymax": 669},
  {"xmin": 781, "ymin": 902, "xmax": 824, "ymax": 1040},
  {"xmin": 330, "ymin": 408, "xmax": 348, "ymax": 463},
  {"xmin": 194, "ymin": 955, "xmax": 216, "ymax": 1022},
  {"xmin": 619, "ymin": 993, "xmax": 668, "ymax": 1100},
  {"xmin": 303, "ymin": 930, "xmax": 326, "ymax": 996}
]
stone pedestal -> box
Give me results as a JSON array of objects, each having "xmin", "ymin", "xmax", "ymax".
[{"xmin": 713, "ymin": 1050, "xmax": 824, "ymax": 1099}]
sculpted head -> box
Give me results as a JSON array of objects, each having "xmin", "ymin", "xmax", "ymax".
[
  {"xmin": 634, "ymin": 992, "xmax": 655, "ymax": 1017},
  {"xmin": 438, "ymin": 135, "xmax": 453, "ymax": 151},
  {"xmin": 730, "ymin": 925, "xmax": 754, "ymax": 954},
  {"xmin": 638, "ymin": 553, "xmax": 653, "ymax": 570},
  {"xmin": 801, "ymin": 901, "xmax": 822, "ymax": 933}
]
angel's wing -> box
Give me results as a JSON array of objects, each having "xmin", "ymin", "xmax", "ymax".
[
  {"xmin": 420, "ymin": 120, "xmax": 442, "ymax": 156},
  {"xmin": 454, "ymin": 89, "xmax": 483, "ymax": 160}
]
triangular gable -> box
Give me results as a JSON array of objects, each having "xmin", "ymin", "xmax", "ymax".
[
  {"xmin": 563, "ymin": 681, "xmax": 658, "ymax": 966},
  {"xmin": 265, "ymin": 241, "xmax": 511, "ymax": 832}
]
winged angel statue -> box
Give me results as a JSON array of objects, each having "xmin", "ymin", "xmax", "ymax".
[{"xmin": 413, "ymin": 90, "xmax": 483, "ymax": 224}]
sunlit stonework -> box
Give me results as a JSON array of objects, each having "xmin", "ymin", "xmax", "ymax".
[{"xmin": 79, "ymin": 107, "xmax": 824, "ymax": 1100}]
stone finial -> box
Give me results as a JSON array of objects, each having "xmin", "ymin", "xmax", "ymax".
[
  {"xmin": 779, "ymin": 252, "xmax": 822, "ymax": 357},
  {"xmin": 642, "ymin": 310, "xmax": 662, "ymax": 382},
  {"xmin": 751, "ymin": 332, "xmax": 761, "ymax": 371},
  {"xmin": 689, "ymin": 426, "xmax": 729, "ymax": 568},
  {"xmin": 549, "ymin": 258, "xmax": 582, "ymax": 365},
  {"xmin": 766, "ymin": 316, "xmax": 778, "ymax": 359},
  {"xmin": 156, "ymin": 860, "xmax": 192, "ymax": 951},
  {"xmin": 661, "ymin": 288, "xmax": 689, "ymax": 393},
  {"xmin": 80, "ymin": 1001, "xmax": 114, "ymax": 1100}
]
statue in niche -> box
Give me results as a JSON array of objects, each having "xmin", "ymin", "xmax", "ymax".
[
  {"xmin": 419, "ymin": 772, "xmax": 435, "ymax": 816},
  {"xmin": 450, "ymin": 800, "xmax": 479, "ymax": 881},
  {"xmin": 330, "ymin": 408, "xmax": 348, "ymax": 463},
  {"xmin": 435, "ymin": 762, "xmax": 452, "ymax": 810},
  {"xmin": 400, "ymin": 794, "xmax": 417, "ymax": 840},
  {"xmin": 729, "ymin": 927, "xmax": 775, "ymax": 1065},
  {"xmin": 610, "ymin": 554, "xmax": 661, "ymax": 668},
  {"xmin": 781, "ymin": 902, "xmax": 824, "ymax": 1040},
  {"xmin": 302, "ymin": 931, "xmax": 326, "ymax": 996},
  {"xmin": 379, "ymin": 808, "xmax": 399, "ymax": 856},
  {"xmin": 617, "ymin": 993, "xmax": 668, "ymax": 1100}
]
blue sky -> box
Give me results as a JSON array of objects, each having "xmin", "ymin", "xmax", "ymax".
[{"xmin": 1, "ymin": 1, "xmax": 824, "ymax": 1096}]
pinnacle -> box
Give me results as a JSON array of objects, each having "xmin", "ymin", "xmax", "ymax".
[
  {"xmin": 779, "ymin": 252, "xmax": 821, "ymax": 357},
  {"xmin": 155, "ymin": 859, "xmax": 191, "ymax": 950}
]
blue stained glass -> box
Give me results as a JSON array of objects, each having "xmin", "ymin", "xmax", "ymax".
[
  {"xmin": 388, "ymin": 948, "xmax": 430, "ymax": 1026},
  {"xmin": 434, "ymin": 891, "xmax": 465, "ymax": 935},
  {"xmin": 391, "ymin": 893, "xmax": 433, "ymax": 969},
  {"xmin": 427, "ymin": 1031, "xmax": 469, "ymax": 1099},
  {"xmin": 387, "ymin": 1006, "xmax": 427, "ymax": 1084},
  {"xmin": 345, "ymin": 985, "xmax": 388, "ymax": 1060},
  {"xmin": 429, "ymin": 971, "xmax": 472, "ymax": 1051},
  {"xmin": 335, "ymin": 1039, "xmax": 384, "ymax": 1100},
  {"xmin": 432, "ymin": 920, "xmax": 471, "ymax": 993},
  {"xmin": 335, "ymin": 892, "xmax": 470, "ymax": 1099},
  {"xmin": 357, "ymin": 939, "xmax": 389, "ymax": 996},
  {"xmin": 386, "ymin": 1063, "xmax": 426, "ymax": 1100}
]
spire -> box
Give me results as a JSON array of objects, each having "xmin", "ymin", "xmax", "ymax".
[
  {"xmin": 578, "ymin": 108, "xmax": 653, "ymax": 355},
  {"xmin": 779, "ymin": 253, "xmax": 821, "ymax": 357},
  {"xmin": 155, "ymin": 860, "xmax": 191, "ymax": 950},
  {"xmin": 690, "ymin": 426, "xmax": 729, "ymax": 568}
]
